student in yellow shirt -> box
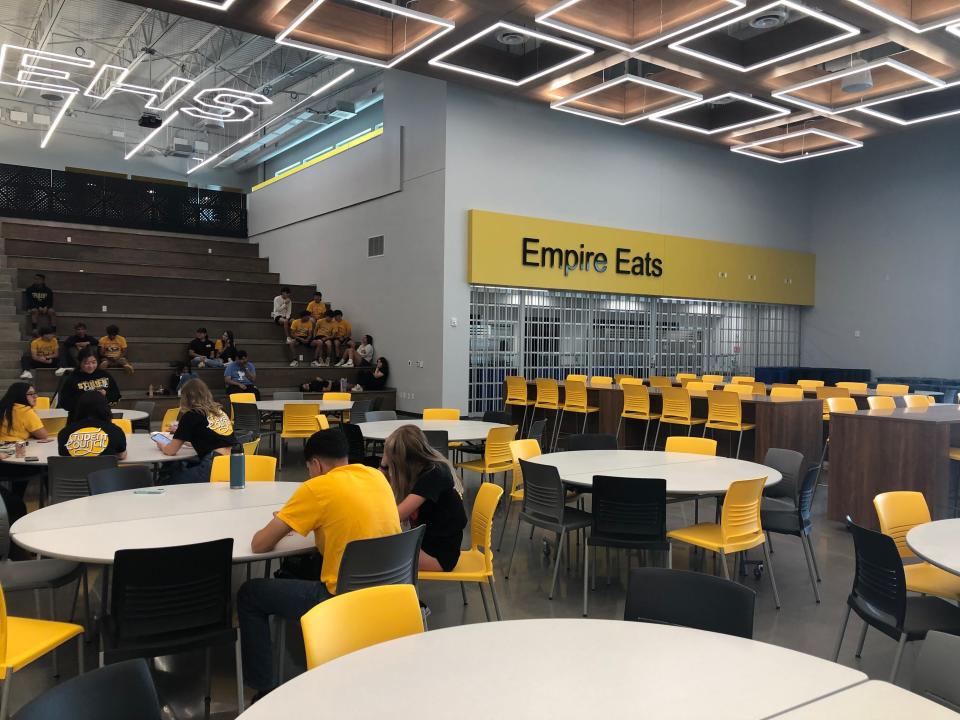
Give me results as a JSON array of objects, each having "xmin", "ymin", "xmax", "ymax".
[
  {"xmin": 322, "ymin": 309, "xmax": 352, "ymax": 366},
  {"xmin": 0, "ymin": 382, "xmax": 48, "ymax": 502},
  {"xmin": 98, "ymin": 324, "xmax": 134, "ymax": 374},
  {"xmin": 286, "ymin": 310, "xmax": 314, "ymax": 368},
  {"xmin": 238, "ymin": 430, "xmax": 400, "ymax": 698},
  {"xmin": 306, "ymin": 290, "xmax": 329, "ymax": 320},
  {"xmin": 310, "ymin": 310, "xmax": 337, "ymax": 367},
  {"xmin": 19, "ymin": 326, "xmax": 61, "ymax": 380}
]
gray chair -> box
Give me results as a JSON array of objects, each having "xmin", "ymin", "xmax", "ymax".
[
  {"xmin": 348, "ymin": 399, "xmax": 373, "ymax": 425},
  {"xmin": 423, "ymin": 430, "xmax": 449, "ymax": 456},
  {"xmin": 336, "ymin": 526, "xmax": 425, "ymax": 594},
  {"xmin": 914, "ymin": 631, "xmax": 960, "ymax": 711},
  {"xmin": 527, "ymin": 418, "xmax": 547, "ymax": 446},
  {"xmin": 506, "ymin": 459, "xmax": 592, "ymax": 599},
  {"xmin": 565, "ymin": 433, "xmax": 618, "ymax": 451},
  {"xmin": 47, "ymin": 456, "xmax": 119, "ymax": 505},
  {"xmin": 366, "ymin": 411, "xmax": 397, "ymax": 422},
  {"xmin": 231, "ymin": 401, "xmax": 262, "ymax": 440},
  {"xmin": 761, "ymin": 447, "xmax": 805, "ymax": 507},
  {"xmin": 132, "ymin": 401, "xmax": 155, "ymax": 433},
  {"xmin": 88, "ymin": 466, "xmax": 153, "ymax": 495}
]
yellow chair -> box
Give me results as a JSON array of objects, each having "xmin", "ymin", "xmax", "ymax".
[
  {"xmin": 243, "ymin": 438, "xmax": 260, "ymax": 455},
  {"xmin": 653, "ymin": 387, "xmax": 706, "ymax": 450},
  {"xmin": 836, "ymin": 381, "xmax": 868, "ymax": 394},
  {"xmin": 702, "ymin": 374, "xmax": 724, "ymax": 384},
  {"xmin": 161, "ymin": 407, "xmax": 180, "ymax": 432},
  {"xmin": 499, "ymin": 439, "xmax": 541, "ymax": 550},
  {"xmin": 0, "ymin": 585, "xmax": 85, "ymax": 718},
  {"xmin": 313, "ymin": 415, "xmax": 331, "ymax": 431},
  {"xmin": 668, "ymin": 476, "xmax": 779, "ymax": 606},
  {"xmin": 732, "ymin": 376, "xmax": 756, "ymax": 385},
  {"xmin": 534, "ymin": 379, "xmax": 561, "ymax": 446},
  {"xmin": 228, "ymin": 392, "xmax": 257, "ymax": 419},
  {"xmin": 41, "ymin": 417, "xmax": 67, "ymax": 434},
  {"xmin": 827, "ymin": 397, "xmax": 858, "ymax": 414},
  {"xmin": 723, "ymin": 383, "xmax": 753, "ymax": 396},
  {"xmin": 925, "ymin": 395, "xmax": 937, "ymax": 406},
  {"xmin": 797, "ymin": 380, "xmax": 824, "ymax": 390},
  {"xmin": 750, "ymin": 381, "xmax": 768, "ymax": 395},
  {"xmin": 649, "ymin": 376, "xmax": 672, "ymax": 388},
  {"xmin": 279, "ymin": 403, "xmax": 320, "ymax": 468},
  {"xmin": 676, "ymin": 373, "xmax": 697, "ymax": 384},
  {"xmin": 505, "ymin": 375, "xmax": 534, "ymax": 434},
  {"xmin": 817, "ymin": 386, "xmax": 850, "ymax": 420},
  {"xmin": 554, "ymin": 379, "xmax": 598, "ymax": 450},
  {"xmin": 420, "ymin": 482, "xmax": 504, "ymax": 621},
  {"xmin": 210, "ymin": 454, "xmax": 277, "ymax": 482},
  {"xmin": 301, "ymin": 584, "xmax": 423, "ymax": 669},
  {"xmin": 614, "ymin": 374, "xmax": 634, "ymax": 385},
  {"xmin": 457, "ymin": 426, "xmax": 518, "ymax": 489},
  {"xmin": 590, "ymin": 376, "xmax": 613, "ymax": 386},
  {"xmin": 323, "ymin": 392, "xmax": 351, "ymax": 402},
  {"xmin": 686, "ymin": 381, "xmax": 715, "ymax": 392},
  {"xmin": 617, "ymin": 382, "xmax": 660, "ymax": 449},
  {"xmin": 705, "ymin": 390, "xmax": 755, "ymax": 459},
  {"xmin": 112, "ymin": 418, "xmax": 133, "ymax": 434},
  {"xmin": 565, "ymin": 374, "xmax": 587, "ymax": 383},
  {"xmin": 876, "ymin": 383, "xmax": 909, "ymax": 396},
  {"xmin": 874, "ymin": 491, "xmax": 960, "ymax": 600},
  {"xmin": 619, "ymin": 377, "xmax": 643, "ymax": 385},
  {"xmin": 770, "ymin": 387, "xmax": 803, "ymax": 400},
  {"xmin": 664, "ymin": 436, "xmax": 716, "ymax": 456},
  {"xmin": 772, "ymin": 383, "xmax": 803, "ymax": 392},
  {"xmin": 867, "ymin": 395, "xmax": 897, "ymax": 410},
  {"xmin": 34, "ymin": 397, "xmax": 51, "ymax": 410},
  {"xmin": 423, "ymin": 408, "xmax": 460, "ymax": 420}
]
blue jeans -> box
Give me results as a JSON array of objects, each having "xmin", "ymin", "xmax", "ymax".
[
  {"xmin": 163, "ymin": 452, "xmax": 216, "ymax": 484},
  {"xmin": 238, "ymin": 578, "xmax": 332, "ymax": 692},
  {"xmin": 191, "ymin": 356, "xmax": 224, "ymax": 368}
]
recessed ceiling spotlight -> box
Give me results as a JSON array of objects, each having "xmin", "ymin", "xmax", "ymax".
[
  {"xmin": 749, "ymin": 6, "xmax": 789, "ymax": 29},
  {"xmin": 74, "ymin": 46, "xmax": 85, "ymax": 57},
  {"xmin": 496, "ymin": 30, "xmax": 528, "ymax": 46}
]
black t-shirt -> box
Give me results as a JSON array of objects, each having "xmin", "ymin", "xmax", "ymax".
[
  {"xmin": 219, "ymin": 345, "xmax": 237, "ymax": 363},
  {"xmin": 58, "ymin": 369, "xmax": 121, "ymax": 411},
  {"xmin": 189, "ymin": 338, "xmax": 217, "ymax": 359},
  {"xmin": 24, "ymin": 284, "xmax": 53, "ymax": 309},
  {"xmin": 173, "ymin": 408, "xmax": 236, "ymax": 458},
  {"xmin": 411, "ymin": 464, "xmax": 467, "ymax": 571},
  {"xmin": 64, "ymin": 334, "xmax": 98, "ymax": 350},
  {"xmin": 58, "ymin": 420, "xmax": 127, "ymax": 457}
]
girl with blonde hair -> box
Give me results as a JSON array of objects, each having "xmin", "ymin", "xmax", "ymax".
[{"xmin": 382, "ymin": 425, "xmax": 467, "ymax": 572}]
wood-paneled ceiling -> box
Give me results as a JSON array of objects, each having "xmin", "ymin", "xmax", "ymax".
[{"xmin": 116, "ymin": 0, "xmax": 960, "ymax": 158}]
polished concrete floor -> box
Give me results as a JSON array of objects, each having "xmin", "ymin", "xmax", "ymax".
[{"xmin": 4, "ymin": 455, "xmax": 931, "ymax": 718}]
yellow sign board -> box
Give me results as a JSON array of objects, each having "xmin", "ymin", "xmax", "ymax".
[{"xmin": 468, "ymin": 210, "xmax": 814, "ymax": 306}]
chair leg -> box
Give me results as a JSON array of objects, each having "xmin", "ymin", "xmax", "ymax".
[
  {"xmin": 643, "ymin": 420, "xmax": 651, "ymax": 451},
  {"xmin": 554, "ymin": 410, "xmax": 565, "ymax": 451},
  {"xmin": 889, "ymin": 633, "xmax": 908, "ymax": 683},
  {"xmin": 653, "ymin": 421, "xmax": 661, "ymax": 451},
  {"xmin": 520, "ymin": 404, "xmax": 529, "ymax": 438},
  {"xmin": 855, "ymin": 622, "xmax": 868, "ymax": 658},
  {"xmin": 1, "ymin": 674, "xmax": 11, "ymax": 720},
  {"xmin": 718, "ymin": 550, "xmax": 730, "ymax": 580},
  {"xmin": 800, "ymin": 534, "xmax": 821, "ymax": 603},
  {"xmin": 488, "ymin": 580, "xmax": 503, "ymax": 621},
  {"xmin": 505, "ymin": 515, "xmax": 524, "ymax": 579},
  {"xmin": 477, "ymin": 583, "xmax": 491, "ymax": 621},
  {"xmin": 496, "ymin": 501, "xmax": 512, "ymax": 551},
  {"xmin": 549, "ymin": 529, "xmax": 566, "ymax": 600},
  {"xmin": 808, "ymin": 535, "xmax": 822, "ymax": 582},
  {"xmin": 735, "ymin": 431, "xmax": 743, "ymax": 459},
  {"xmin": 76, "ymin": 635, "xmax": 83, "ymax": 673},
  {"xmin": 235, "ymin": 636, "xmax": 245, "ymax": 714},
  {"xmin": 761, "ymin": 540, "xmax": 781, "ymax": 609},
  {"xmin": 615, "ymin": 417, "xmax": 623, "ymax": 447},
  {"xmin": 459, "ymin": 582, "xmax": 468, "ymax": 605},
  {"xmin": 204, "ymin": 647, "xmax": 212, "ymax": 720},
  {"xmin": 582, "ymin": 542, "xmax": 590, "ymax": 617},
  {"xmin": 832, "ymin": 606, "xmax": 851, "ymax": 661}
]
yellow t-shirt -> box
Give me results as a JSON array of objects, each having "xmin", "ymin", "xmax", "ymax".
[
  {"xmin": 289, "ymin": 319, "xmax": 314, "ymax": 342},
  {"xmin": 306, "ymin": 300, "xmax": 329, "ymax": 319},
  {"xmin": 313, "ymin": 318, "xmax": 335, "ymax": 339},
  {"xmin": 30, "ymin": 337, "xmax": 58, "ymax": 360},
  {"xmin": 277, "ymin": 464, "xmax": 401, "ymax": 594},
  {"xmin": 0, "ymin": 404, "xmax": 43, "ymax": 442},
  {"xmin": 333, "ymin": 319, "xmax": 352, "ymax": 339},
  {"xmin": 99, "ymin": 335, "xmax": 127, "ymax": 359}
]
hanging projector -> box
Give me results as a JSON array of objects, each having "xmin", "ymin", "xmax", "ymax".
[{"xmin": 138, "ymin": 112, "xmax": 163, "ymax": 129}]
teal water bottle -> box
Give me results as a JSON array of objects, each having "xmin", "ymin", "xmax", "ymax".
[{"xmin": 229, "ymin": 444, "xmax": 245, "ymax": 489}]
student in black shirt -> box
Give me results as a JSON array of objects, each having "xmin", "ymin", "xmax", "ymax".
[
  {"xmin": 188, "ymin": 327, "xmax": 224, "ymax": 369},
  {"xmin": 58, "ymin": 391, "xmax": 127, "ymax": 459},
  {"xmin": 59, "ymin": 322, "xmax": 98, "ymax": 370},
  {"xmin": 383, "ymin": 425, "xmax": 467, "ymax": 571},
  {"xmin": 57, "ymin": 349, "xmax": 121, "ymax": 413},
  {"xmin": 357, "ymin": 357, "xmax": 390, "ymax": 391},
  {"xmin": 156, "ymin": 378, "xmax": 236, "ymax": 483},
  {"xmin": 23, "ymin": 273, "xmax": 55, "ymax": 334}
]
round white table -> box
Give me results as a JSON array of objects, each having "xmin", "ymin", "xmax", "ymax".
[
  {"xmin": 237, "ymin": 619, "xmax": 867, "ymax": 720},
  {"xmin": 1, "ymin": 434, "xmax": 196, "ymax": 466},
  {"xmin": 10, "ymin": 482, "xmax": 313, "ymax": 564},
  {"xmin": 36, "ymin": 409, "xmax": 149, "ymax": 422},
  {"xmin": 529, "ymin": 450, "xmax": 782, "ymax": 495},
  {"xmin": 357, "ymin": 419, "xmax": 507, "ymax": 442},
  {"xmin": 906, "ymin": 519, "xmax": 960, "ymax": 576},
  {"xmin": 256, "ymin": 400, "xmax": 353, "ymax": 413}
]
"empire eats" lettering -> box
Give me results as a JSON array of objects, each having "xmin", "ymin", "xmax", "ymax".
[{"xmin": 521, "ymin": 237, "xmax": 663, "ymax": 278}]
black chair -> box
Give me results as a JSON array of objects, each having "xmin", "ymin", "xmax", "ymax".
[
  {"xmin": 760, "ymin": 464, "xmax": 822, "ymax": 603},
  {"xmin": 110, "ymin": 411, "xmax": 124, "ymax": 420},
  {"xmin": 131, "ymin": 402, "xmax": 155, "ymax": 434},
  {"xmin": 336, "ymin": 526, "xmax": 425, "ymax": 594},
  {"xmin": 565, "ymin": 433, "xmax": 618, "ymax": 451},
  {"xmin": 231, "ymin": 401, "xmax": 262, "ymax": 440},
  {"xmin": 348, "ymin": 399, "xmax": 373, "ymax": 425},
  {"xmin": 527, "ymin": 418, "xmax": 547, "ymax": 446},
  {"xmin": 101, "ymin": 538, "xmax": 244, "ymax": 715},
  {"xmin": 506, "ymin": 459, "xmax": 592, "ymax": 599},
  {"xmin": 832, "ymin": 517, "xmax": 960, "ymax": 682},
  {"xmin": 423, "ymin": 430, "xmax": 450, "ymax": 457},
  {"xmin": 457, "ymin": 411, "xmax": 513, "ymax": 458},
  {"xmin": 12, "ymin": 659, "xmax": 161, "ymax": 720},
  {"xmin": 583, "ymin": 476, "xmax": 669, "ymax": 616},
  {"xmin": 88, "ymin": 466, "xmax": 153, "ymax": 495},
  {"xmin": 46, "ymin": 456, "xmax": 119, "ymax": 505},
  {"xmin": 761, "ymin": 447, "xmax": 805, "ymax": 506},
  {"xmin": 338, "ymin": 423, "xmax": 368, "ymax": 465},
  {"xmin": 624, "ymin": 567, "xmax": 756, "ymax": 639}
]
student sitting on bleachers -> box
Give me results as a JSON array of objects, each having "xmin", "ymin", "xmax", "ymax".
[
  {"xmin": 337, "ymin": 334, "xmax": 374, "ymax": 368},
  {"xmin": 225, "ymin": 350, "xmax": 260, "ymax": 399},
  {"xmin": 311, "ymin": 310, "xmax": 336, "ymax": 367},
  {"xmin": 59, "ymin": 322, "xmax": 98, "ymax": 372},
  {"xmin": 287, "ymin": 310, "xmax": 314, "ymax": 368},
  {"xmin": 271, "ymin": 287, "xmax": 292, "ymax": 336},
  {"xmin": 58, "ymin": 349, "xmax": 121, "ymax": 412},
  {"xmin": 357, "ymin": 357, "xmax": 389, "ymax": 391},
  {"xmin": 330, "ymin": 309, "xmax": 352, "ymax": 362},
  {"xmin": 306, "ymin": 290, "xmax": 329, "ymax": 320},
  {"xmin": 58, "ymin": 391, "xmax": 127, "ymax": 460},
  {"xmin": 99, "ymin": 324, "xmax": 134, "ymax": 374},
  {"xmin": 19, "ymin": 326, "xmax": 61, "ymax": 379},
  {"xmin": 188, "ymin": 327, "xmax": 224, "ymax": 369},
  {"xmin": 23, "ymin": 273, "xmax": 55, "ymax": 335},
  {"xmin": 216, "ymin": 330, "xmax": 237, "ymax": 364}
]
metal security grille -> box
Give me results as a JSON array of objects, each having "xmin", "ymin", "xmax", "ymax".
[{"xmin": 468, "ymin": 284, "xmax": 802, "ymax": 414}]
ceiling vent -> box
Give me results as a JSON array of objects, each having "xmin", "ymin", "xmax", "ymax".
[
  {"xmin": 749, "ymin": 6, "xmax": 789, "ymax": 29},
  {"xmin": 169, "ymin": 137, "xmax": 194, "ymax": 157}
]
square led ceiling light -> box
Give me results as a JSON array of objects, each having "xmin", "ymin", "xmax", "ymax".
[
  {"xmin": 551, "ymin": 62, "xmax": 702, "ymax": 124},
  {"xmin": 857, "ymin": 80, "xmax": 960, "ymax": 124},
  {"xmin": 731, "ymin": 128, "xmax": 862, "ymax": 162},
  {"xmin": 773, "ymin": 58, "xmax": 946, "ymax": 114},
  {"xmin": 669, "ymin": 1, "xmax": 860, "ymax": 73},
  {"xmin": 845, "ymin": 0, "xmax": 960, "ymax": 32},
  {"xmin": 536, "ymin": 0, "xmax": 745, "ymax": 53},
  {"xmin": 176, "ymin": 0, "xmax": 238, "ymax": 9},
  {"xmin": 429, "ymin": 22, "xmax": 593, "ymax": 86},
  {"xmin": 276, "ymin": 0, "xmax": 455, "ymax": 67},
  {"xmin": 651, "ymin": 92, "xmax": 790, "ymax": 134}
]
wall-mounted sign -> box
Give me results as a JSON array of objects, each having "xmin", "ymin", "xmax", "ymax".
[{"xmin": 468, "ymin": 210, "xmax": 815, "ymax": 306}]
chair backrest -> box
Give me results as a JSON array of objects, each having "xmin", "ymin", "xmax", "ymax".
[
  {"xmin": 243, "ymin": 438, "xmax": 260, "ymax": 455},
  {"xmin": 231, "ymin": 402, "xmax": 261, "ymax": 440},
  {"xmin": 565, "ymin": 433, "xmax": 618, "ymax": 451},
  {"xmin": 111, "ymin": 411, "xmax": 124, "ymax": 420},
  {"xmin": 423, "ymin": 408, "xmax": 459, "ymax": 421},
  {"xmin": 110, "ymin": 538, "xmax": 234, "ymax": 641},
  {"xmin": 827, "ymin": 397, "xmax": 858, "ymax": 414},
  {"xmin": 836, "ymin": 381, "xmax": 868, "ymax": 393},
  {"xmin": 876, "ymin": 383, "xmax": 909, "ymax": 396},
  {"xmin": 282, "ymin": 403, "xmax": 320, "ymax": 433},
  {"xmin": 526, "ymin": 418, "xmax": 547, "ymax": 446},
  {"xmin": 867, "ymin": 395, "xmax": 897, "ymax": 410},
  {"xmin": 509, "ymin": 439, "xmax": 541, "ymax": 494},
  {"xmin": 348, "ymin": 399, "xmax": 373, "ymax": 424},
  {"xmin": 467, "ymin": 482, "xmax": 503, "ymax": 573},
  {"xmin": 273, "ymin": 392, "xmax": 304, "ymax": 400},
  {"xmin": 301, "ymin": 584, "xmax": 423, "ymax": 670},
  {"xmin": 873, "ymin": 490, "xmax": 931, "ymax": 559},
  {"xmin": 721, "ymin": 383, "xmax": 752, "ymax": 396},
  {"xmin": 112, "ymin": 418, "xmax": 133, "ymax": 434},
  {"xmin": 701, "ymin": 374, "xmax": 724, "ymax": 384},
  {"xmin": 750, "ymin": 381, "xmax": 767, "ymax": 395},
  {"xmin": 664, "ymin": 436, "xmax": 716, "ymax": 455},
  {"xmin": 422, "ymin": 430, "xmax": 449, "ymax": 455},
  {"xmin": 34, "ymin": 396, "xmax": 51, "ymax": 410},
  {"xmin": 621, "ymin": 382, "xmax": 651, "ymax": 416},
  {"xmin": 770, "ymin": 386, "xmax": 803, "ymax": 400},
  {"xmin": 660, "ymin": 387, "xmax": 692, "ymax": 422},
  {"xmin": 648, "ymin": 376, "xmax": 672, "ymax": 388},
  {"xmin": 761, "ymin": 447, "xmax": 804, "ymax": 501},
  {"xmin": 41, "ymin": 417, "xmax": 67, "ymax": 434},
  {"xmin": 210, "ymin": 454, "xmax": 276, "ymax": 482},
  {"xmin": 323, "ymin": 392, "xmax": 351, "ymax": 402},
  {"xmin": 505, "ymin": 375, "xmax": 529, "ymax": 404},
  {"xmin": 903, "ymin": 394, "xmax": 932, "ymax": 408},
  {"xmin": 562, "ymin": 379, "xmax": 589, "ymax": 410},
  {"xmin": 592, "ymin": 476, "xmax": 666, "ymax": 543},
  {"xmin": 88, "ymin": 466, "xmax": 153, "ymax": 495},
  {"xmin": 315, "ymin": 414, "xmax": 331, "ymax": 430},
  {"xmin": 228, "ymin": 392, "xmax": 257, "ymax": 419},
  {"xmin": 47, "ymin": 456, "xmax": 119, "ymax": 504},
  {"xmin": 816, "ymin": 386, "xmax": 850, "ymax": 416},
  {"xmin": 338, "ymin": 423, "xmax": 367, "ymax": 463},
  {"xmin": 925, "ymin": 395, "xmax": 937, "ymax": 406},
  {"xmin": 366, "ymin": 410, "xmax": 397, "ymax": 422},
  {"xmin": 565, "ymin": 374, "xmax": 587, "ymax": 383},
  {"xmin": 535, "ymin": 378, "xmax": 559, "ymax": 406},
  {"xmin": 160, "ymin": 407, "xmax": 180, "ymax": 432},
  {"xmin": 720, "ymin": 477, "xmax": 766, "ymax": 545},
  {"xmin": 706, "ymin": 390, "xmax": 743, "ymax": 426},
  {"xmin": 0, "ymin": 494, "xmax": 11, "ymax": 561},
  {"xmin": 590, "ymin": 376, "xmax": 613, "ymax": 386},
  {"xmin": 336, "ymin": 526, "xmax": 424, "ymax": 595},
  {"xmin": 483, "ymin": 425, "xmax": 518, "ymax": 468},
  {"xmin": 676, "ymin": 373, "xmax": 697, "ymax": 383},
  {"xmin": 482, "ymin": 410, "xmax": 513, "ymax": 425},
  {"xmin": 614, "ymin": 374, "xmax": 635, "ymax": 384},
  {"xmin": 731, "ymin": 376, "xmax": 755, "ymax": 385},
  {"xmin": 132, "ymin": 400, "xmax": 155, "ymax": 416},
  {"xmin": 913, "ymin": 631, "xmax": 960, "ymax": 712},
  {"xmin": 797, "ymin": 464, "xmax": 820, "ymax": 529},
  {"xmin": 518, "ymin": 459, "xmax": 566, "ymax": 524},
  {"xmin": 624, "ymin": 568, "xmax": 756, "ymax": 639},
  {"xmin": 11, "ymin": 659, "xmax": 162, "ymax": 720},
  {"xmin": 771, "ymin": 383, "xmax": 803, "ymax": 391},
  {"xmin": 846, "ymin": 517, "xmax": 907, "ymax": 631},
  {"xmin": 797, "ymin": 379, "xmax": 824, "ymax": 389},
  {"xmin": 686, "ymin": 381, "xmax": 714, "ymax": 392}
]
